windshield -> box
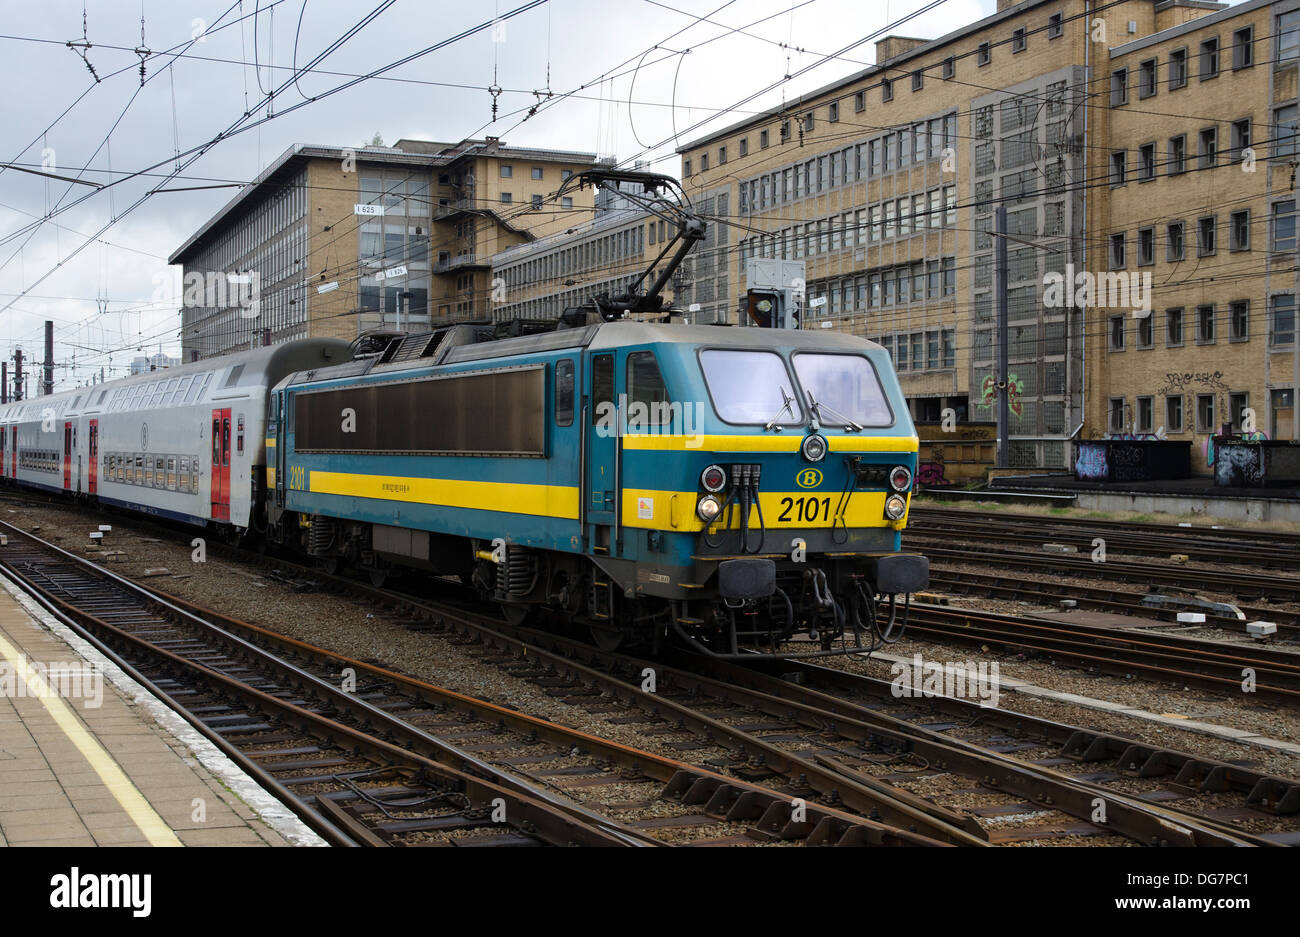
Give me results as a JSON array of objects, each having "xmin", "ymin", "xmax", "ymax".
[
  {"xmin": 792, "ymin": 353, "xmax": 894, "ymax": 427},
  {"xmin": 700, "ymin": 349, "xmax": 804, "ymax": 424}
]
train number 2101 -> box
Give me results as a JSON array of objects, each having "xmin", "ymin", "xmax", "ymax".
[
  {"xmin": 778, "ymin": 496, "xmax": 831, "ymax": 524},
  {"xmin": 288, "ymin": 465, "xmax": 307, "ymax": 490}
]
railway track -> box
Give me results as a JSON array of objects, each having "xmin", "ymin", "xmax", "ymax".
[
  {"xmin": 0, "ymin": 517, "xmax": 942, "ymax": 847},
  {"xmin": 729, "ymin": 657, "xmax": 1300, "ymax": 844},
  {"xmin": 926, "ymin": 567, "xmax": 1300, "ymax": 638},
  {"xmin": 897, "ymin": 603, "xmax": 1300, "ymax": 705},
  {"xmin": 0, "ymin": 494, "xmax": 1290, "ymax": 845},
  {"xmin": 910, "ymin": 541, "xmax": 1300, "ymax": 604},
  {"xmin": 908, "ymin": 507, "xmax": 1300, "ymax": 571}
]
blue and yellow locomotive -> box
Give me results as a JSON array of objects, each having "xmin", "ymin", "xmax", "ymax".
[{"xmin": 267, "ymin": 318, "xmax": 928, "ymax": 657}]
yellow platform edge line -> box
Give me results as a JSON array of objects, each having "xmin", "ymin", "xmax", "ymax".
[{"xmin": 0, "ymin": 631, "xmax": 183, "ymax": 847}]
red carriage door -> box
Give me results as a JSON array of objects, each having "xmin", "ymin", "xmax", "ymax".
[
  {"xmin": 88, "ymin": 420, "xmax": 98, "ymax": 495},
  {"xmin": 211, "ymin": 408, "xmax": 231, "ymax": 521},
  {"xmin": 9, "ymin": 427, "xmax": 15, "ymax": 477},
  {"xmin": 63, "ymin": 422, "xmax": 72, "ymax": 490}
]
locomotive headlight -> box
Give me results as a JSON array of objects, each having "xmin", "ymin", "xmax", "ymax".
[
  {"xmin": 884, "ymin": 494, "xmax": 907, "ymax": 521},
  {"xmin": 801, "ymin": 433, "xmax": 827, "ymax": 463},
  {"xmin": 889, "ymin": 465, "xmax": 912, "ymax": 492},
  {"xmin": 700, "ymin": 464, "xmax": 727, "ymax": 493},
  {"xmin": 697, "ymin": 495, "xmax": 723, "ymax": 523}
]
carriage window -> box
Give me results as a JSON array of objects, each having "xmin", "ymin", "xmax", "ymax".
[
  {"xmin": 591, "ymin": 354, "xmax": 613, "ymax": 425},
  {"xmin": 791, "ymin": 353, "xmax": 894, "ymax": 427},
  {"xmin": 627, "ymin": 352, "xmax": 671, "ymax": 425},
  {"xmin": 700, "ymin": 350, "xmax": 803, "ymax": 425},
  {"xmin": 554, "ymin": 359, "xmax": 575, "ymax": 427}
]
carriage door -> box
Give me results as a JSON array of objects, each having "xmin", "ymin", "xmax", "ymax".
[
  {"xmin": 211, "ymin": 407, "xmax": 231, "ymax": 521},
  {"xmin": 273, "ymin": 392, "xmax": 287, "ymax": 506},
  {"xmin": 584, "ymin": 353, "xmax": 620, "ymax": 556},
  {"xmin": 9, "ymin": 427, "xmax": 15, "ymax": 477},
  {"xmin": 63, "ymin": 422, "xmax": 73, "ymax": 490},
  {"xmin": 88, "ymin": 421, "xmax": 98, "ymax": 495}
]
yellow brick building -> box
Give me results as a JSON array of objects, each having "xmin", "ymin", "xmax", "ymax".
[{"xmin": 673, "ymin": 0, "xmax": 1296, "ymax": 469}]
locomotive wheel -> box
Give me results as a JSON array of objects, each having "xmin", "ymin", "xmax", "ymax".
[
  {"xmin": 499, "ymin": 603, "xmax": 531, "ymax": 626},
  {"xmin": 368, "ymin": 568, "xmax": 389, "ymax": 587},
  {"xmin": 320, "ymin": 556, "xmax": 340, "ymax": 575},
  {"xmin": 589, "ymin": 621, "xmax": 625, "ymax": 651}
]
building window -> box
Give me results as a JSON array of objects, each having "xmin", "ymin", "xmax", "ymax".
[
  {"xmin": 1110, "ymin": 232, "xmax": 1126, "ymax": 268},
  {"xmin": 700, "ymin": 152, "xmax": 709, "ymax": 171},
  {"xmin": 1276, "ymin": 105, "xmax": 1298, "ymax": 158},
  {"xmin": 912, "ymin": 69, "xmax": 924, "ymax": 91},
  {"xmin": 1138, "ymin": 143, "xmax": 1156, "ymax": 181},
  {"xmin": 803, "ymin": 112, "xmax": 815, "ymax": 132},
  {"xmin": 1137, "ymin": 227, "xmax": 1155, "ymax": 266},
  {"xmin": 1230, "ymin": 393, "xmax": 1250, "ymax": 432},
  {"xmin": 1012, "ymin": 27, "xmax": 1026, "ymax": 53},
  {"xmin": 1169, "ymin": 48, "xmax": 1188, "ymax": 89},
  {"xmin": 759, "ymin": 129, "xmax": 769, "ymax": 148},
  {"xmin": 1137, "ymin": 313, "xmax": 1154, "ymax": 348},
  {"xmin": 683, "ymin": 158, "xmax": 691, "ymax": 176},
  {"xmin": 1167, "ymin": 307, "xmax": 1185, "ymax": 346},
  {"xmin": 500, "ymin": 164, "xmax": 513, "ymax": 178},
  {"xmin": 1198, "ymin": 216, "xmax": 1217, "ymax": 256},
  {"xmin": 1109, "ymin": 397, "xmax": 1126, "ymax": 432},
  {"xmin": 739, "ymin": 138, "xmax": 748, "ymax": 157},
  {"xmin": 1280, "ymin": 11, "xmax": 1300, "ymax": 62},
  {"xmin": 1137, "ymin": 396, "xmax": 1154, "ymax": 433},
  {"xmin": 1196, "ymin": 394, "xmax": 1216, "ymax": 433},
  {"xmin": 882, "ymin": 78, "xmax": 893, "ymax": 102},
  {"xmin": 1139, "ymin": 58, "xmax": 1157, "ymax": 98},
  {"xmin": 561, "ymin": 168, "xmax": 573, "ymax": 181},
  {"xmin": 1198, "ymin": 127, "xmax": 1217, "ymax": 168},
  {"xmin": 531, "ymin": 167, "xmax": 543, "ymax": 180},
  {"xmin": 1110, "ymin": 150, "xmax": 1127, "ymax": 186},
  {"xmin": 978, "ymin": 42, "xmax": 991, "ymax": 66},
  {"xmin": 1168, "ymin": 135, "xmax": 1186, "ymax": 174},
  {"xmin": 942, "ymin": 56, "xmax": 955, "ymax": 79},
  {"xmin": 828, "ymin": 102, "xmax": 840, "ymax": 123},
  {"xmin": 1231, "ymin": 118, "xmax": 1251, "ymax": 162},
  {"xmin": 1271, "ymin": 294, "xmax": 1296, "ymax": 346},
  {"xmin": 1197, "ymin": 304, "xmax": 1216, "ymax": 343},
  {"xmin": 1200, "ymin": 37, "xmax": 1219, "ymax": 79},
  {"xmin": 1110, "ymin": 68, "xmax": 1128, "ymax": 106},
  {"xmin": 1273, "ymin": 200, "xmax": 1296, "ymax": 252},
  {"xmin": 499, "ymin": 192, "xmax": 513, "ymax": 204},
  {"xmin": 1166, "ymin": 395, "xmax": 1184, "ymax": 433},
  {"xmin": 1232, "ymin": 26, "xmax": 1254, "ymax": 69},
  {"xmin": 853, "ymin": 91, "xmax": 865, "ymax": 112},
  {"xmin": 719, "ymin": 146, "xmax": 727, "ymax": 165},
  {"xmin": 1230, "ymin": 210, "xmax": 1250, "ymax": 251},
  {"xmin": 1109, "ymin": 315, "xmax": 1126, "ymax": 351},
  {"xmin": 531, "ymin": 194, "xmax": 543, "ymax": 209},
  {"xmin": 1167, "ymin": 221, "xmax": 1185, "ymax": 261},
  {"xmin": 1230, "ymin": 300, "xmax": 1249, "ymax": 341},
  {"xmin": 780, "ymin": 119, "xmax": 791, "ymax": 141},
  {"xmin": 1049, "ymin": 12, "xmax": 1063, "ymax": 39},
  {"xmin": 561, "ymin": 197, "xmax": 573, "ymax": 209}
]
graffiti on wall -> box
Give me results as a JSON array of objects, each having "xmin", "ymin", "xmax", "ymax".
[
  {"xmin": 1155, "ymin": 371, "xmax": 1229, "ymax": 395},
  {"xmin": 1214, "ymin": 443, "xmax": 1265, "ymax": 486},
  {"xmin": 976, "ymin": 373, "xmax": 1025, "ymax": 418},
  {"xmin": 1075, "ymin": 442, "xmax": 1108, "ymax": 480},
  {"xmin": 916, "ymin": 461, "xmax": 949, "ymax": 487}
]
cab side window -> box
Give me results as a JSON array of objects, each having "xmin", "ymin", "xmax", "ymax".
[
  {"xmin": 555, "ymin": 359, "xmax": 575, "ymax": 427},
  {"xmin": 627, "ymin": 351, "xmax": 671, "ymax": 425}
]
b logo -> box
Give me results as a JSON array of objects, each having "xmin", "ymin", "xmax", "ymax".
[{"xmin": 795, "ymin": 469, "xmax": 823, "ymax": 488}]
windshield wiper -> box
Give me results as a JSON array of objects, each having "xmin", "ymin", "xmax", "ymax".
[
  {"xmin": 763, "ymin": 387, "xmax": 797, "ymax": 432},
  {"xmin": 805, "ymin": 389, "xmax": 863, "ymax": 432}
]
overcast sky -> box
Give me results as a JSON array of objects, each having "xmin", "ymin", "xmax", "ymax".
[{"xmin": 0, "ymin": 0, "xmax": 1239, "ymax": 390}]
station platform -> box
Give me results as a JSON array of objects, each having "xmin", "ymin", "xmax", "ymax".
[
  {"xmin": 974, "ymin": 473, "xmax": 1300, "ymax": 522},
  {"xmin": 0, "ymin": 574, "xmax": 324, "ymax": 847}
]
